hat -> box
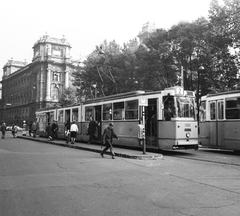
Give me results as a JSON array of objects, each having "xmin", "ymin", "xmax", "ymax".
[{"xmin": 109, "ymin": 122, "xmax": 114, "ymax": 126}]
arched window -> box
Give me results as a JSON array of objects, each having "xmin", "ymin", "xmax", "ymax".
[{"xmin": 52, "ymin": 86, "xmax": 59, "ymax": 100}]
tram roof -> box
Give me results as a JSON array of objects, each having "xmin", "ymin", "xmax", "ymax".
[
  {"xmin": 202, "ymin": 89, "xmax": 240, "ymax": 99},
  {"xmin": 83, "ymin": 90, "xmax": 148, "ymax": 104}
]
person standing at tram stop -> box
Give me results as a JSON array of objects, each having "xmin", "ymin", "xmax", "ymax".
[
  {"xmin": 70, "ymin": 120, "xmax": 78, "ymax": 145},
  {"xmin": 64, "ymin": 120, "xmax": 71, "ymax": 144},
  {"xmin": 45, "ymin": 123, "xmax": 52, "ymax": 140},
  {"xmin": 88, "ymin": 116, "xmax": 99, "ymax": 144},
  {"xmin": 31, "ymin": 121, "xmax": 38, "ymax": 138},
  {"xmin": 1, "ymin": 122, "xmax": 7, "ymax": 139},
  {"xmin": 28, "ymin": 121, "xmax": 32, "ymax": 136},
  {"xmin": 12, "ymin": 124, "xmax": 18, "ymax": 138},
  {"xmin": 51, "ymin": 120, "xmax": 59, "ymax": 140},
  {"xmin": 100, "ymin": 122, "xmax": 119, "ymax": 159}
]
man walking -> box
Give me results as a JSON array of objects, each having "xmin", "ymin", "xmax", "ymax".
[
  {"xmin": 88, "ymin": 116, "xmax": 98, "ymax": 144},
  {"xmin": 1, "ymin": 122, "xmax": 6, "ymax": 139},
  {"xmin": 51, "ymin": 121, "xmax": 58, "ymax": 140},
  {"xmin": 100, "ymin": 122, "xmax": 119, "ymax": 159},
  {"xmin": 31, "ymin": 121, "xmax": 38, "ymax": 138}
]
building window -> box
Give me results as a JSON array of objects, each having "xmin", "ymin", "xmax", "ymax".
[{"xmin": 52, "ymin": 86, "xmax": 59, "ymax": 100}]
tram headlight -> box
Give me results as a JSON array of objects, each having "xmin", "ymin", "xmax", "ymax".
[{"xmin": 186, "ymin": 132, "xmax": 190, "ymax": 138}]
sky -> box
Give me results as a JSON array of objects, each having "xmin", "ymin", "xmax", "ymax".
[{"xmin": 0, "ymin": 0, "xmax": 217, "ymax": 70}]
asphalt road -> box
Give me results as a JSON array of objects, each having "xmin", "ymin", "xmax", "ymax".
[{"xmin": 1, "ymin": 132, "xmax": 240, "ymax": 216}]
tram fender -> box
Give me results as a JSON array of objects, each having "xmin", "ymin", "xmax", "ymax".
[{"xmin": 177, "ymin": 139, "xmax": 198, "ymax": 145}]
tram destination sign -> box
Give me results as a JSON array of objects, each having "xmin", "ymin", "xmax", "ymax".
[{"xmin": 139, "ymin": 98, "xmax": 148, "ymax": 106}]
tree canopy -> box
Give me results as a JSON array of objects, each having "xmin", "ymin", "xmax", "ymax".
[{"xmin": 70, "ymin": 0, "xmax": 240, "ymax": 102}]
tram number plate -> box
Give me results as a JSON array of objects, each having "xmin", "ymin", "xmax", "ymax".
[{"xmin": 185, "ymin": 124, "xmax": 190, "ymax": 127}]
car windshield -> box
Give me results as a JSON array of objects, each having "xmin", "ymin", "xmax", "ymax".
[{"xmin": 176, "ymin": 96, "xmax": 195, "ymax": 119}]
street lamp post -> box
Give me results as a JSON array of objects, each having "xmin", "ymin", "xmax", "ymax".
[{"xmin": 92, "ymin": 84, "xmax": 97, "ymax": 98}]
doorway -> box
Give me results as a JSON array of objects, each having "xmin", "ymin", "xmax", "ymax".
[
  {"xmin": 94, "ymin": 105, "xmax": 102, "ymax": 141},
  {"xmin": 145, "ymin": 98, "xmax": 157, "ymax": 146}
]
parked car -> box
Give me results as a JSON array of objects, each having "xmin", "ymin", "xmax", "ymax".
[
  {"xmin": 15, "ymin": 126, "xmax": 23, "ymax": 132},
  {"xmin": 6, "ymin": 126, "xmax": 12, "ymax": 131},
  {"xmin": 6, "ymin": 126, "xmax": 23, "ymax": 132}
]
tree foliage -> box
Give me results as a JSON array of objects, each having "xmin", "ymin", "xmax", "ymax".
[
  {"xmin": 59, "ymin": 87, "xmax": 78, "ymax": 106},
  {"xmin": 70, "ymin": 0, "xmax": 240, "ymax": 101}
]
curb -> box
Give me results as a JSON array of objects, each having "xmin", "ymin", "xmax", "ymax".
[{"xmin": 18, "ymin": 136, "xmax": 163, "ymax": 160}]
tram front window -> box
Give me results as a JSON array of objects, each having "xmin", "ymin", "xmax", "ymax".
[{"xmin": 176, "ymin": 97, "xmax": 195, "ymax": 119}]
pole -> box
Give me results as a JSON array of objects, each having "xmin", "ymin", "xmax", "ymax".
[
  {"xmin": 142, "ymin": 106, "xmax": 146, "ymax": 155},
  {"xmin": 181, "ymin": 66, "xmax": 184, "ymax": 88}
]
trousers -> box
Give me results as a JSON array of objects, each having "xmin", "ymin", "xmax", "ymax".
[{"xmin": 102, "ymin": 140, "xmax": 115, "ymax": 156}]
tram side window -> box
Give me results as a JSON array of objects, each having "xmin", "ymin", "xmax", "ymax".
[
  {"xmin": 72, "ymin": 108, "xmax": 78, "ymax": 122},
  {"xmin": 218, "ymin": 101, "xmax": 224, "ymax": 120},
  {"xmin": 200, "ymin": 101, "xmax": 206, "ymax": 122},
  {"xmin": 50, "ymin": 112, "xmax": 55, "ymax": 122},
  {"xmin": 226, "ymin": 97, "xmax": 240, "ymax": 119},
  {"xmin": 103, "ymin": 103, "xmax": 113, "ymax": 120},
  {"xmin": 163, "ymin": 96, "xmax": 175, "ymax": 120},
  {"xmin": 210, "ymin": 102, "xmax": 216, "ymax": 120},
  {"xmin": 85, "ymin": 106, "xmax": 94, "ymax": 121},
  {"xmin": 58, "ymin": 110, "xmax": 64, "ymax": 122},
  {"xmin": 125, "ymin": 100, "xmax": 138, "ymax": 119},
  {"xmin": 113, "ymin": 102, "xmax": 124, "ymax": 120}
]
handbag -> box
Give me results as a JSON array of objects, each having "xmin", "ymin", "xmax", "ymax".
[{"xmin": 65, "ymin": 130, "xmax": 70, "ymax": 136}]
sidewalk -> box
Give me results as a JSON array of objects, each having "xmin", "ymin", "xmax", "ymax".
[{"xmin": 18, "ymin": 135, "xmax": 163, "ymax": 160}]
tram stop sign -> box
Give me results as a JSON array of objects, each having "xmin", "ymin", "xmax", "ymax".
[{"xmin": 139, "ymin": 98, "xmax": 148, "ymax": 106}]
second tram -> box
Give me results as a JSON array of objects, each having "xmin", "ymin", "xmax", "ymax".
[
  {"xmin": 199, "ymin": 89, "xmax": 240, "ymax": 151},
  {"xmin": 36, "ymin": 86, "xmax": 198, "ymax": 150}
]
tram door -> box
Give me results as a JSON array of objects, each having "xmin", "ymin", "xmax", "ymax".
[
  {"xmin": 216, "ymin": 100, "xmax": 224, "ymax": 147},
  {"xmin": 145, "ymin": 98, "xmax": 157, "ymax": 146},
  {"xmin": 65, "ymin": 109, "xmax": 70, "ymax": 123},
  {"xmin": 47, "ymin": 112, "xmax": 54, "ymax": 124},
  {"xmin": 94, "ymin": 105, "xmax": 102, "ymax": 141},
  {"xmin": 209, "ymin": 100, "xmax": 224, "ymax": 147}
]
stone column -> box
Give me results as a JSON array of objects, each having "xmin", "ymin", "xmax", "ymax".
[
  {"xmin": 46, "ymin": 69, "xmax": 51, "ymax": 100},
  {"xmin": 65, "ymin": 70, "xmax": 69, "ymax": 89}
]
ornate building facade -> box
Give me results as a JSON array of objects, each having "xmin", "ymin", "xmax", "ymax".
[
  {"xmin": 137, "ymin": 21, "xmax": 156, "ymax": 43},
  {"xmin": 0, "ymin": 34, "xmax": 76, "ymax": 126}
]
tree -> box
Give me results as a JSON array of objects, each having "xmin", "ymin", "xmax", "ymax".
[{"xmin": 59, "ymin": 87, "xmax": 78, "ymax": 106}]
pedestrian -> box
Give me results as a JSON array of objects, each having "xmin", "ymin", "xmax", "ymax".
[
  {"xmin": 1, "ymin": 122, "xmax": 6, "ymax": 139},
  {"xmin": 65, "ymin": 120, "xmax": 71, "ymax": 144},
  {"xmin": 88, "ymin": 116, "xmax": 98, "ymax": 144},
  {"xmin": 45, "ymin": 123, "xmax": 52, "ymax": 140},
  {"xmin": 100, "ymin": 122, "xmax": 119, "ymax": 159},
  {"xmin": 12, "ymin": 124, "xmax": 18, "ymax": 138},
  {"xmin": 70, "ymin": 120, "xmax": 78, "ymax": 145},
  {"xmin": 51, "ymin": 121, "xmax": 58, "ymax": 140},
  {"xmin": 28, "ymin": 122, "xmax": 32, "ymax": 136},
  {"xmin": 31, "ymin": 121, "xmax": 38, "ymax": 138}
]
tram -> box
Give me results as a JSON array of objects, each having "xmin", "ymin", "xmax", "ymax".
[
  {"xmin": 199, "ymin": 89, "xmax": 240, "ymax": 151},
  {"xmin": 36, "ymin": 86, "xmax": 198, "ymax": 150}
]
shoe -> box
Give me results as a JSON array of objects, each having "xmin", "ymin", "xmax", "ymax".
[
  {"xmin": 112, "ymin": 156, "xmax": 115, "ymax": 159},
  {"xmin": 100, "ymin": 153, "xmax": 104, "ymax": 158}
]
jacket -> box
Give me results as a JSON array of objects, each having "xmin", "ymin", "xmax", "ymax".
[
  {"xmin": 1, "ymin": 124, "xmax": 6, "ymax": 132},
  {"xmin": 70, "ymin": 123, "xmax": 79, "ymax": 132},
  {"xmin": 102, "ymin": 126, "xmax": 118, "ymax": 144}
]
